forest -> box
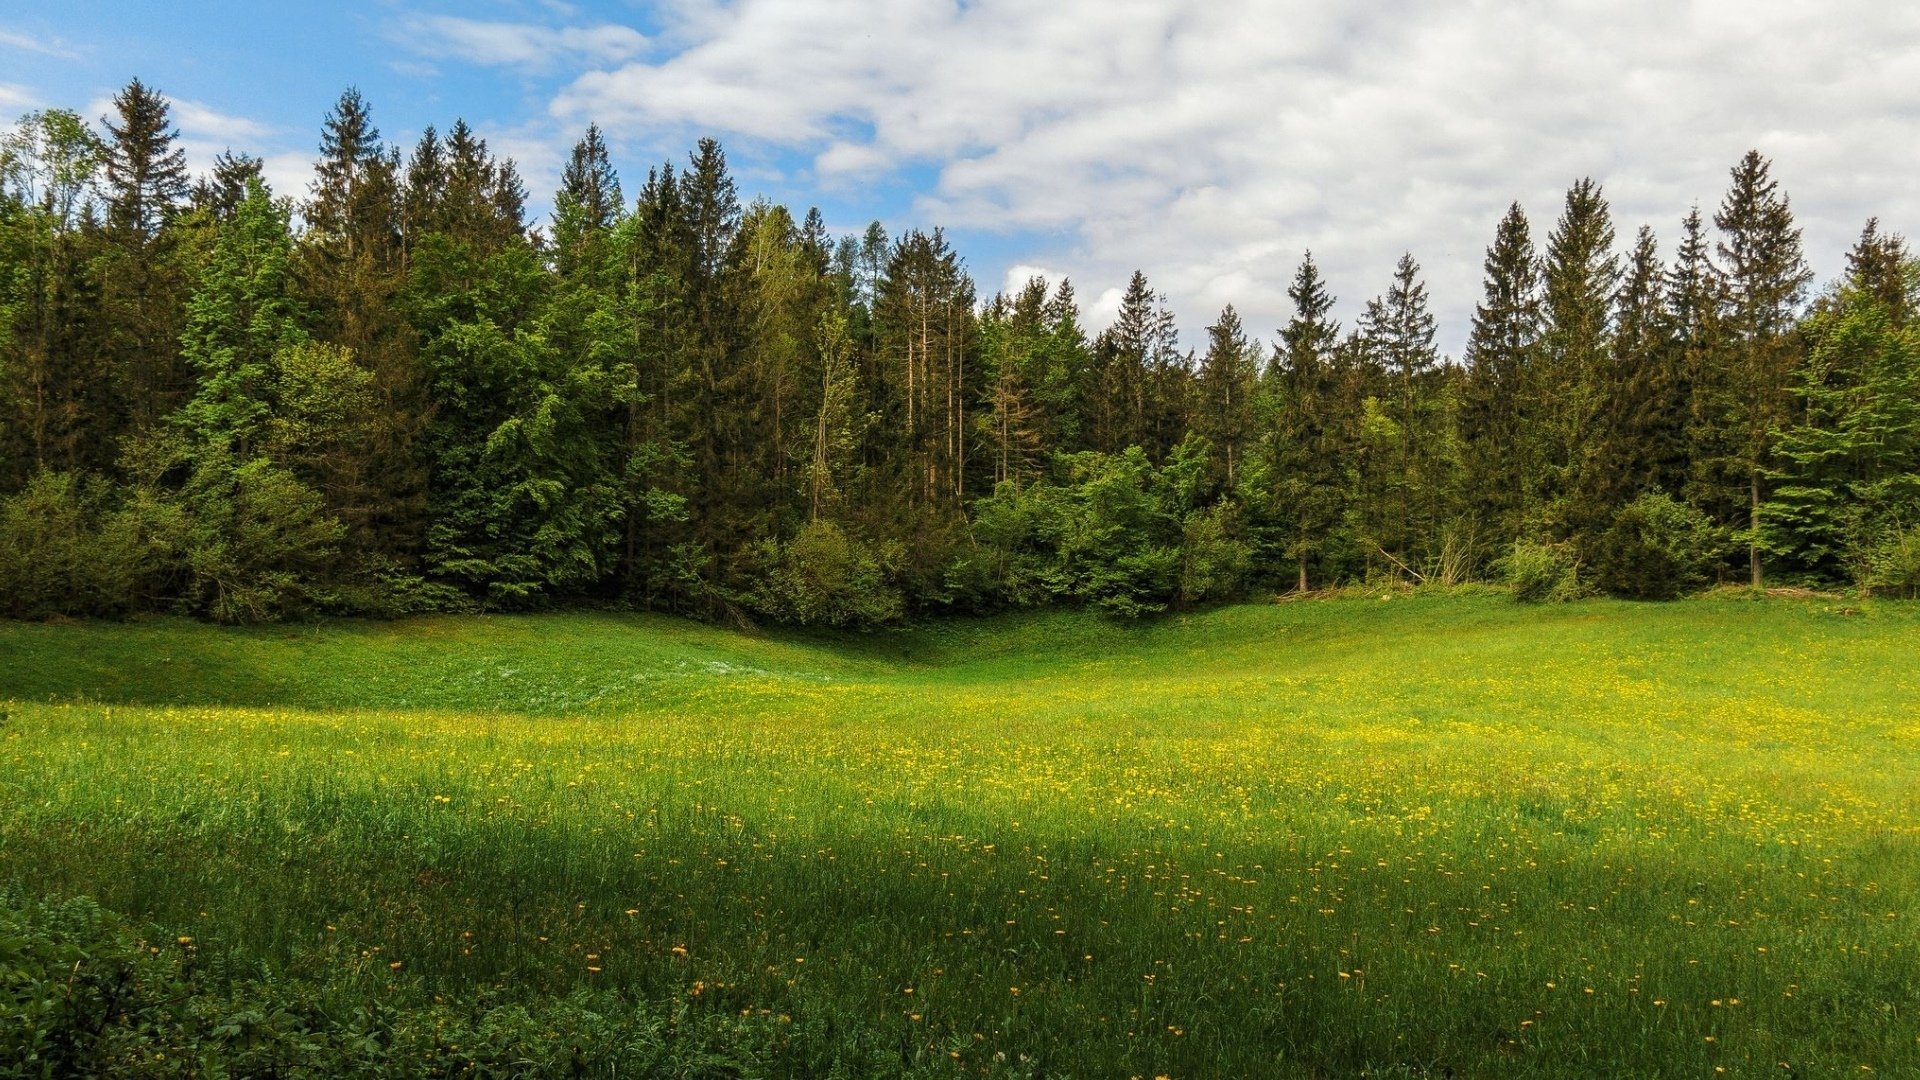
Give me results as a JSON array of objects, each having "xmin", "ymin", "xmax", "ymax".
[{"xmin": 2, "ymin": 80, "xmax": 1917, "ymax": 626}]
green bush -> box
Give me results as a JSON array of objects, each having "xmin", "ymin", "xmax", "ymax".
[
  {"xmin": 175, "ymin": 454, "xmax": 346, "ymax": 623},
  {"xmin": 1179, "ymin": 501, "xmax": 1253, "ymax": 604},
  {"xmin": 0, "ymin": 472, "xmax": 175, "ymax": 618},
  {"xmin": 745, "ymin": 519, "xmax": 906, "ymax": 628},
  {"xmin": 1591, "ymin": 492, "xmax": 1722, "ymax": 600},
  {"xmin": 1863, "ymin": 523, "xmax": 1920, "ymax": 598},
  {"xmin": 1499, "ymin": 539, "xmax": 1583, "ymax": 603}
]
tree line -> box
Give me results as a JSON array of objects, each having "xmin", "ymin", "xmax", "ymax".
[{"xmin": 1, "ymin": 81, "xmax": 1916, "ymax": 625}]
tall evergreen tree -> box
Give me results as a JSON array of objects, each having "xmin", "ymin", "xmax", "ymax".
[
  {"xmin": 99, "ymin": 79, "xmax": 192, "ymax": 435},
  {"xmin": 1460, "ymin": 202, "xmax": 1543, "ymax": 544},
  {"xmin": 1256, "ymin": 252, "xmax": 1347, "ymax": 590},
  {"xmin": 1539, "ymin": 178, "xmax": 1619, "ymax": 525},
  {"xmin": 1358, "ymin": 253, "xmax": 1443, "ymax": 566},
  {"xmin": 1712, "ymin": 150, "xmax": 1813, "ymax": 586},
  {"xmin": 1193, "ymin": 304, "xmax": 1257, "ymax": 488}
]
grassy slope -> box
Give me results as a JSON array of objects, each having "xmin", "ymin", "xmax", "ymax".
[{"xmin": 2, "ymin": 595, "xmax": 1917, "ymax": 1076}]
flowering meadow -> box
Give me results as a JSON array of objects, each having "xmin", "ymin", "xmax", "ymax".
[{"xmin": 3, "ymin": 594, "xmax": 1918, "ymax": 1076}]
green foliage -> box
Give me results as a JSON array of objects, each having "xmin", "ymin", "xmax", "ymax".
[
  {"xmin": 0, "ymin": 891, "xmax": 797, "ymax": 1079},
  {"xmin": 1863, "ymin": 523, "xmax": 1920, "ymax": 598},
  {"xmin": 1591, "ymin": 492, "xmax": 1722, "ymax": 599},
  {"xmin": 173, "ymin": 451, "xmax": 345, "ymax": 623},
  {"xmin": 0, "ymin": 472, "xmax": 172, "ymax": 618},
  {"xmin": 1178, "ymin": 500, "xmax": 1252, "ymax": 603},
  {"xmin": 0, "ymin": 87, "xmax": 1902, "ymax": 630},
  {"xmin": 1762, "ymin": 286, "xmax": 1920, "ymax": 582},
  {"xmin": 1499, "ymin": 538, "xmax": 1583, "ymax": 602},
  {"xmin": 745, "ymin": 519, "xmax": 905, "ymax": 629}
]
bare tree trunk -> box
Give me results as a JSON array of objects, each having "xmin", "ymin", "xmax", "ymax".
[{"xmin": 1749, "ymin": 470, "xmax": 1763, "ymax": 588}]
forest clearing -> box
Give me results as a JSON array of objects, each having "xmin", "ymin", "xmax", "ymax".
[{"xmin": 5, "ymin": 594, "xmax": 1917, "ymax": 1076}]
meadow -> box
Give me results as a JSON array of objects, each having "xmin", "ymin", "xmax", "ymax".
[{"xmin": 3, "ymin": 593, "xmax": 1918, "ymax": 1077}]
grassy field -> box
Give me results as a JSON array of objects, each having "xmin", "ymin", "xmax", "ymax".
[{"xmin": 3, "ymin": 594, "xmax": 1919, "ymax": 1076}]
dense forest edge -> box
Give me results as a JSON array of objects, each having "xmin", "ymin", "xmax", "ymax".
[{"xmin": 2, "ymin": 81, "xmax": 1918, "ymax": 627}]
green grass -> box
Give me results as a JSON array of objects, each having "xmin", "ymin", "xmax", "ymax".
[{"xmin": 4, "ymin": 594, "xmax": 1919, "ymax": 1076}]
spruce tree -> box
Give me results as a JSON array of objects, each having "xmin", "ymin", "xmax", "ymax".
[
  {"xmin": 1359, "ymin": 253, "xmax": 1441, "ymax": 566},
  {"xmin": 1540, "ymin": 178, "xmax": 1619, "ymax": 524},
  {"xmin": 1460, "ymin": 202, "xmax": 1542, "ymax": 544},
  {"xmin": 1258, "ymin": 253, "xmax": 1346, "ymax": 590},
  {"xmin": 1713, "ymin": 150, "xmax": 1812, "ymax": 586},
  {"xmin": 102, "ymin": 79, "xmax": 188, "ymax": 241},
  {"xmin": 1193, "ymin": 305, "xmax": 1257, "ymax": 488},
  {"xmin": 99, "ymin": 79, "xmax": 191, "ymax": 433}
]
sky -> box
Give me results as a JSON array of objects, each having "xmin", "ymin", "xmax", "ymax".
[{"xmin": 4, "ymin": 1, "xmax": 1919, "ymax": 355}]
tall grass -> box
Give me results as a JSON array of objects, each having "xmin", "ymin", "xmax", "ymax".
[{"xmin": 3, "ymin": 595, "xmax": 1918, "ymax": 1076}]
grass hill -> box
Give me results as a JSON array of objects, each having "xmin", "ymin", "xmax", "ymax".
[{"xmin": 3, "ymin": 595, "xmax": 1917, "ymax": 1076}]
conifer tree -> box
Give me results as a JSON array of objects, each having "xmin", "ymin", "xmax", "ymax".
[
  {"xmin": 1460, "ymin": 203, "xmax": 1543, "ymax": 544},
  {"xmin": 1193, "ymin": 304, "xmax": 1257, "ymax": 488},
  {"xmin": 1571, "ymin": 225, "xmax": 1682, "ymax": 561},
  {"xmin": 1359, "ymin": 253, "xmax": 1442, "ymax": 566},
  {"xmin": 1257, "ymin": 252, "xmax": 1346, "ymax": 590},
  {"xmin": 1763, "ymin": 250, "xmax": 1920, "ymax": 581},
  {"xmin": 1540, "ymin": 179, "xmax": 1619, "ymax": 521},
  {"xmin": 100, "ymin": 79, "xmax": 198, "ymax": 440},
  {"xmin": 1712, "ymin": 150, "xmax": 1813, "ymax": 586}
]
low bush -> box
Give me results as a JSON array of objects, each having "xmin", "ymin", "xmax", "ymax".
[
  {"xmin": 0, "ymin": 472, "xmax": 175, "ymax": 619},
  {"xmin": 1863, "ymin": 523, "xmax": 1920, "ymax": 598},
  {"xmin": 1591, "ymin": 492, "xmax": 1722, "ymax": 600},
  {"xmin": 1499, "ymin": 539, "xmax": 1583, "ymax": 603},
  {"xmin": 745, "ymin": 519, "xmax": 906, "ymax": 629}
]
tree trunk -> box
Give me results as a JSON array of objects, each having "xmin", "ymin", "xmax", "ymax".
[{"xmin": 1749, "ymin": 470, "xmax": 1763, "ymax": 588}]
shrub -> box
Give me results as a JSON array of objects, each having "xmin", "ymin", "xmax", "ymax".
[
  {"xmin": 1179, "ymin": 502, "xmax": 1252, "ymax": 604},
  {"xmin": 0, "ymin": 472, "xmax": 175, "ymax": 618},
  {"xmin": 745, "ymin": 519, "xmax": 905, "ymax": 629},
  {"xmin": 1863, "ymin": 524, "xmax": 1920, "ymax": 598},
  {"xmin": 175, "ymin": 455, "xmax": 345, "ymax": 624},
  {"xmin": 1591, "ymin": 492, "xmax": 1722, "ymax": 600},
  {"xmin": 1500, "ymin": 539, "xmax": 1583, "ymax": 603}
]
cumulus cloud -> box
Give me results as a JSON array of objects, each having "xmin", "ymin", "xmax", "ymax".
[
  {"xmin": 396, "ymin": 14, "xmax": 647, "ymax": 72},
  {"xmin": 548, "ymin": 1, "xmax": 1920, "ymax": 349}
]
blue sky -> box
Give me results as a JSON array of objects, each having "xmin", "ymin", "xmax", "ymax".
[
  {"xmin": 6, "ymin": 2, "xmax": 1919, "ymax": 353},
  {"xmin": 0, "ymin": 3, "xmax": 978, "ymax": 253}
]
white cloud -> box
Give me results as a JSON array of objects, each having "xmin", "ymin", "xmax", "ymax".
[
  {"xmin": 396, "ymin": 15, "xmax": 647, "ymax": 73},
  {"xmin": 0, "ymin": 28, "xmax": 79, "ymax": 60},
  {"xmin": 540, "ymin": 1, "xmax": 1920, "ymax": 350},
  {"xmin": 171, "ymin": 99, "xmax": 276, "ymax": 144},
  {"xmin": 0, "ymin": 84, "xmax": 39, "ymax": 114}
]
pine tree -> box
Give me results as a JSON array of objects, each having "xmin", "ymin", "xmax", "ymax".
[
  {"xmin": 1193, "ymin": 305, "xmax": 1258, "ymax": 488},
  {"xmin": 552, "ymin": 125, "xmax": 623, "ymax": 282},
  {"xmin": 1096, "ymin": 270, "xmax": 1181, "ymax": 457},
  {"xmin": 1572, "ymin": 225, "xmax": 1683, "ymax": 562},
  {"xmin": 1540, "ymin": 178, "xmax": 1619, "ymax": 524},
  {"xmin": 102, "ymin": 79, "xmax": 188, "ymax": 241},
  {"xmin": 1763, "ymin": 278, "xmax": 1920, "ymax": 581},
  {"xmin": 1713, "ymin": 150, "xmax": 1813, "ymax": 586},
  {"xmin": 1257, "ymin": 253, "xmax": 1346, "ymax": 590},
  {"xmin": 96, "ymin": 81, "xmax": 193, "ymax": 438},
  {"xmin": 1358, "ymin": 253, "xmax": 1442, "ymax": 566},
  {"xmin": 191, "ymin": 152, "xmax": 265, "ymax": 220},
  {"xmin": 1460, "ymin": 203, "xmax": 1542, "ymax": 544},
  {"xmin": 176, "ymin": 178, "xmax": 305, "ymax": 455},
  {"xmin": 1846, "ymin": 218, "xmax": 1910, "ymax": 328}
]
